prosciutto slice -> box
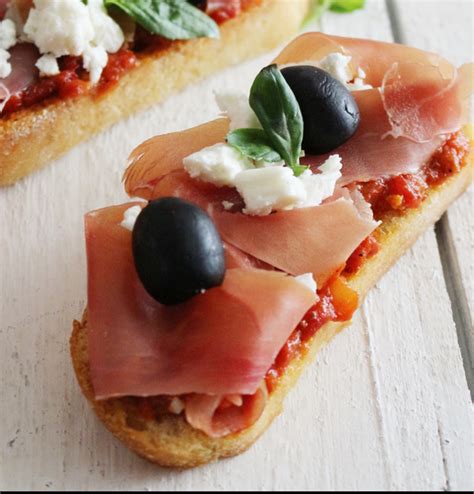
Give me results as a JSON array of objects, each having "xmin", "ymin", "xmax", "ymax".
[
  {"xmin": 273, "ymin": 32, "xmax": 455, "ymax": 88},
  {"xmin": 0, "ymin": 43, "xmax": 38, "ymax": 113},
  {"xmin": 303, "ymin": 89, "xmax": 445, "ymax": 185},
  {"xmin": 86, "ymin": 203, "xmax": 316, "ymax": 399},
  {"xmin": 214, "ymin": 196, "xmax": 378, "ymax": 286},
  {"xmin": 185, "ymin": 384, "xmax": 267, "ymax": 438},
  {"xmin": 274, "ymin": 32, "xmax": 472, "ymax": 183},
  {"xmin": 124, "ymin": 118, "xmax": 229, "ymax": 198},
  {"xmin": 0, "ymin": 0, "xmax": 7, "ymax": 19},
  {"xmin": 128, "ymin": 169, "xmax": 377, "ymax": 283}
]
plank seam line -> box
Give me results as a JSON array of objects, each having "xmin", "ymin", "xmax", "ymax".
[
  {"xmin": 434, "ymin": 214, "xmax": 474, "ymax": 400},
  {"xmin": 436, "ymin": 417, "xmax": 451, "ymax": 492},
  {"xmin": 360, "ymin": 305, "xmax": 392, "ymax": 489}
]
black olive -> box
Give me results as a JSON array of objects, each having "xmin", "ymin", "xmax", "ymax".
[
  {"xmin": 281, "ymin": 65, "xmax": 360, "ymax": 154},
  {"xmin": 132, "ymin": 197, "xmax": 225, "ymax": 306}
]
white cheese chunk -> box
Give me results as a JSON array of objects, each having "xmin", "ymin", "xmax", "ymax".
[
  {"xmin": 183, "ymin": 146, "xmax": 342, "ymax": 216},
  {"xmin": 319, "ymin": 52, "xmax": 353, "ymax": 86},
  {"xmin": 0, "ymin": 48, "xmax": 11, "ymax": 78},
  {"xmin": 87, "ymin": 0, "xmax": 124, "ymax": 54},
  {"xmin": 22, "ymin": 0, "xmax": 124, "ymax": 85},
  {"xmin": 168, "ymin": 397, "xmax": 185, "ymax": 415},
  {"xmin": 120, "ymin": 205, "xmax": 142, "ymax": 232},
  {"xmin": 234, "ymin": 166, "xmax": 306, "ymax": 216},
  {"xmin": 36, "ymin": 54, "xmax": 60, "ymax": 77},
  {"xmin": 82, "ymin": 45, "xmax": 108, "ymax": 85},
  {"xmin": 294, "ymin": 273, "xmax": 317, "ymax": 293},
  {"xmin": 0, "ymin": 19, "xmax": 16, "ymax": 50},
  {"xmin": 183, "ymin": 143, "xmax": 254, "ymax": 187},
  {"xmin": 292, "ymin": 52, "xmax": 373, "ymax": 92},
  {"xmin": 234, "ymin": 156, "xmax": 341, "ymax": 216},
  {"xmin": 299, "ymin": 155, "xmax": 342, "ymax": 207},
  {"xmin": 24, "ymin": 0, "xmax": 95, "ymax": 57},
  {"xmin": 215, "ymin": 92, "xmax": 260, "ymax": 131}
]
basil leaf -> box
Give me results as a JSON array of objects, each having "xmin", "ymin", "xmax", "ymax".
[
  {"xmin": 104, "ymin": 0, "xmax": 219, "ymax": 40},
  {"xmin": 330, "ymin": 0, "xmax": 365, "ymax": 13},
  {"xmin": 303, "ymin": 0, "xmax": 365, "ymax": 26},
  {"xmin": 227, "ymin": 128, "xmax": 282, "ymax": 163},
  {"xmin": 249, "ymin": 64, "xmax": 304, "ymax": 174}
]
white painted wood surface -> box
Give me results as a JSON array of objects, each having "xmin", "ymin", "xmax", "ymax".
[{"xmin": 0, "ymin": 0, "xmax": 472, "ymax": 490}]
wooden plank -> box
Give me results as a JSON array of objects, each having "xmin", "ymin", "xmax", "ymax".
[
  {"xmin": 384, "ymin": 0, "xmax": 474, "ymax": 488},
  {"xmin": 386, "ymin": 0, "xmax": 473, "ymax": 346},
  {"xmin": 0, "ymin": 0, "xmax": 472, "ymax": 490}
]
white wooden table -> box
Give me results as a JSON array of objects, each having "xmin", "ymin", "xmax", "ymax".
[{"xmin": 1, "ymin": 1, "xmax": 472, "ymax": 490}]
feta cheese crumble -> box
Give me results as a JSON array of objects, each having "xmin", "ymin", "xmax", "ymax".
[
  {"xmin": 234, "ymin": 166, "xmax": 306, "ymax": 216},
  {"xmin": 215, "ymin": 92, "xmax": 260, "ymax": 131},
  {"xmin": 183, "ymin": 141, "xmax": 342, "ymax": 216},
  {"xmin": 0, "ymin": 19, "xmax": 16, "ymax": 50},
  {"xmin": 5, "ymin": 0, "xmax": 125, "ymax": 84},
  {"xmin": 0, "ymin": 48, "xmax": 11, "ymax": 78},
  {"xmin": 24, "ymin": 0, "xmax": 95, "ymax": 57},
  {"xmin": 36, "ymin": 53, "xmax": 60, "ymax": 77},
  {"xmin": 183, "ymin": 143, "xmax": 254, "ymax": 187},
  {"xmin": 168, "ymin": 397, "xmax": 185, "ymax": 415},
  {"xmin": 235, "ymin": 157, "xmax": 341, "ymax": 216},
  {"xmin": 294, "ymin": 273, "xmax": 317, "ymax": 293},
  {"xmin": 120, "ymin": 205, "xmax": 142, "ymax": 231},
  {"xmin": 0, "ymin": 19, "xmax": 17, "ymax": 78},
  {"xmin": 288, "ymin": 52, "xmax": 373, "ymax": 92},
  {"xmin": 298, "ymin": 155, "xmax": 342, "ymax": 208}
]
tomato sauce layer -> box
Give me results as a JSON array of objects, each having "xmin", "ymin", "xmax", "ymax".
[
  {"xmin": 360, "ymin": 133, "xmax": 470, "ymax": 218},
  {"xmin": 344, "ymin": 132, "xmax": 470, "ymax": 276},
  {"xmin": 2, "ymin": 50, "xmax": 137, "ymax": 116}
]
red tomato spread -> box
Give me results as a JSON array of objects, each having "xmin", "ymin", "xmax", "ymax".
[
  {"xmin": 265, "ymin": 276, "xmax": 358, "ymax": 393},
  {"xmin": 344, "ymin": 234, "xmax": 380, "ymax": 275},
  {"xmin": 360, "ymin": 132, "xmax": 470, "ymax": 217},
  {"xmin": 2, "ymin": 49, "xmax": 137, "ymax": 116}
]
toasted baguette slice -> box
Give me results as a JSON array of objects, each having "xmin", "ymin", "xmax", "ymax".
[
  {"xmin": 70, "ymin": 150, "xmax": 472, "ymax": 469},
  {"xmin": 0, "ymin": 0, "xmax": 310, "ymax": 185}
]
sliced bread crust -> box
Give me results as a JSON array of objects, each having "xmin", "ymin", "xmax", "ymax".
[
  {"xmin": 70, "ymin": 155, "xmax": 473, "ymax": 468},
  {"xmin": 0, "ymin": 0, "xmax": 310, "ymax": 185}
]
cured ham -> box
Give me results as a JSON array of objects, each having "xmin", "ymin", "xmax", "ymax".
[
  {"xmin": 126, "ymin": 168, "xmax": 378, "ymax": 283},
  {"xmin": 0, "ymin": 0, "xmax": 7, "ymax": 19},
  {"xmin": 303, "ymin": 89, "xmax": 445, "ymax": 185},
  {"xmin": 0, "ymin": 43, "xmax": 38, "ymax": 113},
  {"xmin": 86, "ymin": 203, "xmax": 316, "ymax": 399},
  {"xmin": 381, "ymin": 62, "xmax": 472, "ymax": 142},
  {"xmin": 214, "ymin": 197, "xmax": 378, "ymax": 286},
  {"xmin": 274, "ymin": 32, "xmax": 472, "ymax": 183},
  {"xmin": 3, "ymin": 0, "xmax": 32, "ymax": 22},
  {"xmin": 273, "ymin": 32, "xmax": 455, "ymax": 88},
  {"xmin": 124, "ymin": 118, "xmax": 229, "ymax": 198},
  {"xmin": 185, "ymin": 385, "xmax": 267, "ymax": 438},
  {"xmin": 138, "ymin": 169, "xmax": 243, "ymax": 212}
]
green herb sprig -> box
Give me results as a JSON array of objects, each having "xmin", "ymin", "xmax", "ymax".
[
  {"xmin": 303, "ymin": 0, "xmax": 365, "ymax": 26},
  {"xmin": 227, "ymin": 65, "xmax": 308, "ymax": 177},
  {"xmin": 105, "ymin": 0, "xmax": 219, "ymax": 40}
]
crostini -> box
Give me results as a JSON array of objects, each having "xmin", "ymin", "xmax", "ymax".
[
  {"xmin": 71, "ymin": 32, "xmax": 473, "ymax": 468},
  {"xmin": 0, "ymin": 0, "xmax": 311, "ymax": 185}
]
